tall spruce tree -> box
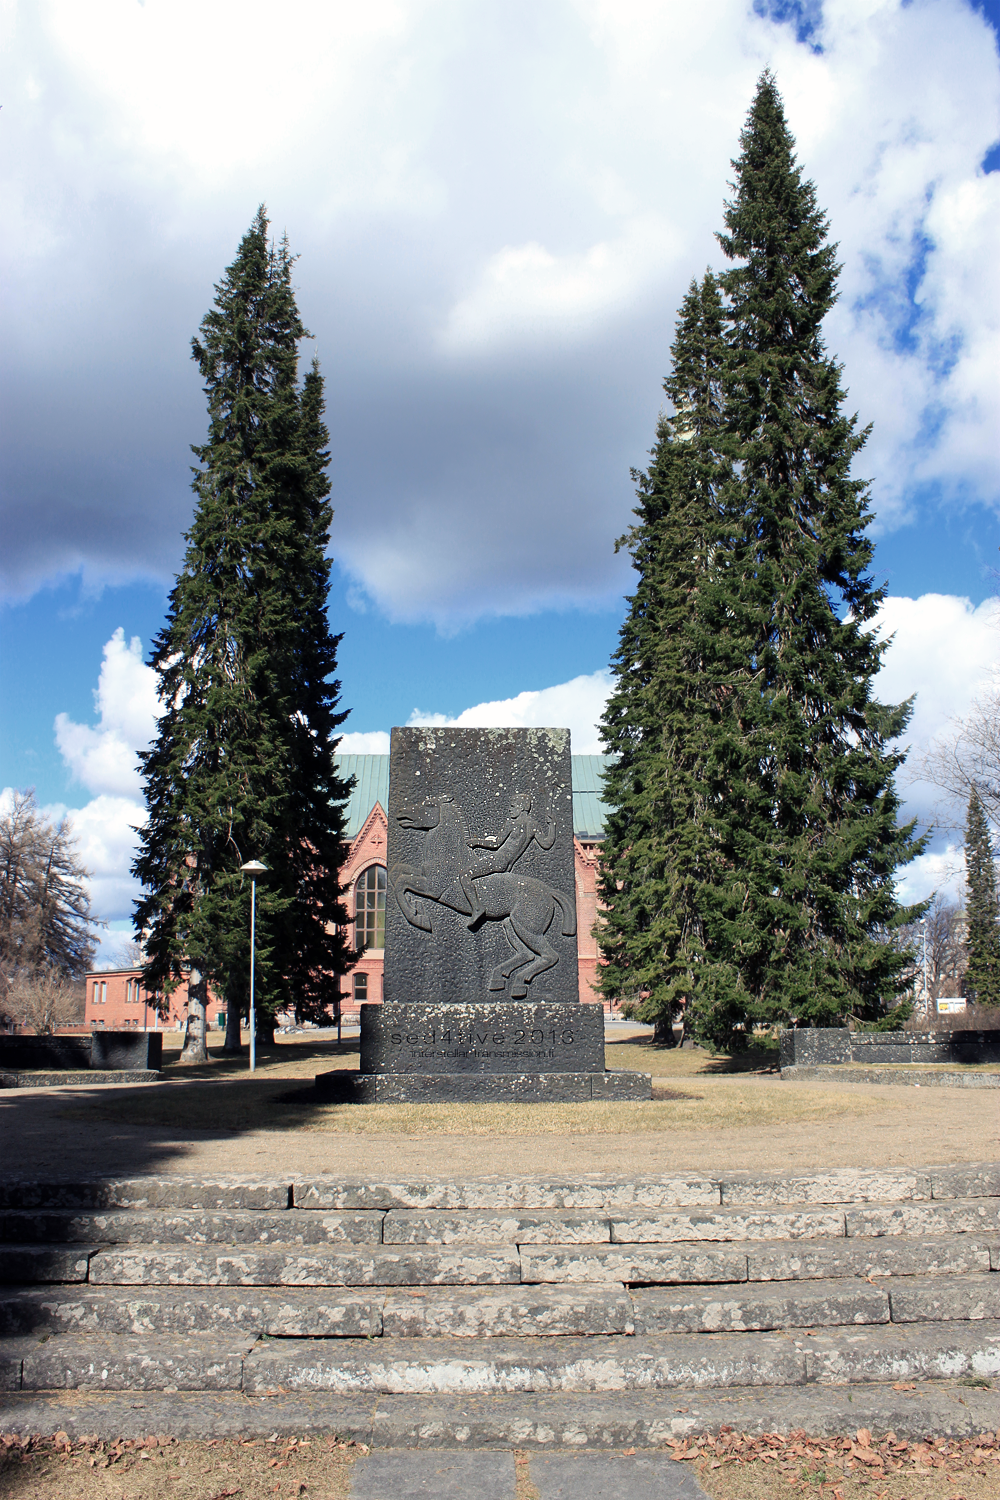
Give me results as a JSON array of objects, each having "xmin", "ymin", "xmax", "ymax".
[
  {"xmin": 964, "ymin": 787, "xmax": 1000, "ymax": 1007},
  {"xmin": 698, "ymin": 71, "xmax": 924, "ymax": 1040},
  {"xmin": 597, "ymin": 273, "xmax": 734, "ymax": 1042},
  {"xmin": 133, "ymin": 209, "xmax": 355, "ymax": 1059},
  {"xmin": 599, "ymin": 75, "xmax": 925, "ymax": 1048}
]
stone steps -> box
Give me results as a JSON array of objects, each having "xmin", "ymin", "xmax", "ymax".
[
  {"xmin": 2, "ymin": 1382, "xmax": 997, "ymax": 1444},
  {"xmin": 3, "ymin": 1322, "xmax": 999, "ymax": 1395},
  {"xmin": 0, "ymin": 1165, "xmax": 995, "ymax": 1441},
  {"xmin": 3, "ymin": 1273, "xmax": 997, "ymax": 1342}
]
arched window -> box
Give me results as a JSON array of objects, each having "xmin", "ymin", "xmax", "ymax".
[{"xmin": 355, "ymin": 864, "xmax": 386, "ymax": 950}]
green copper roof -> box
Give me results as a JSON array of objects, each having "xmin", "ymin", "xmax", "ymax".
[
  {"xmin": 336, "ymin": 755, "xmax": 390, "ymax": 837},
  {"xmin": 335, "ymin": 752, "xmax": 612, "ymax": 839},
  {"xmin": 571, "ymin": 754, "xmax": 614, "ymax": 839}
]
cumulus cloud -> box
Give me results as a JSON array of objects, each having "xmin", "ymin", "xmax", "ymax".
[
  {"xmin": 1, "ymin": 1, "xmax": 996, "ymax": 626},
  {"xmin": 408, "ymin": 669, "xmax": 613, "ymax": 754},
  {"xmin": 338, "ymin": 730, "xmax": 392, "ymax": 754},
  {"xmin": 12, "ymin": 592, "xmax": 999, "ymax": 923},
  {"xmin": 54, "ymin": 628, "xmax": 160, "ymax": 798},
  {"xmin": 873, "ymin": 592, "xmax": 1000, "ymax": 837},
  {"xmin": 46, "ymin": 793, "xmax": 147, "ymax": 930},
  {"xmin": 894, "ymin": 842, "xmax": 965, "ymax": 908},
  {"xmin": 45, "ymin": 629, "xmax": 160, "ymax": 926}
]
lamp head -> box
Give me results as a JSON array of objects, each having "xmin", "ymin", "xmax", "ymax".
[{"xmin": 240, "ymin": 860, "xmax": 268, "ymax": 875}]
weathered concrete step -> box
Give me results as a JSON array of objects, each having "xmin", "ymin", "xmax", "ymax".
[
  {"xmin": 1, "ymin": 1162, "xmax": 996, "ymax": 1213},
  {"xmin": 609, "ymin": 1208, "xmax": 846, "ymax": 1243},
  {"xmin": 1, "ymin": 1333, "xmax": 254, "ymax": 1391},
  {"xmin": 381, "ymin": 1206, "xmax": 847, "ymax": 1245},
  {"xmin": 520, "ymin": 1244, "xmax": 748, "ymax": 1284},
  {"xmin": 888, "ymin": 1273, "xmax": 1000, "ymax": 1322},
  {"xmin": 632, "ymin": 1274, "xmax": 1000, "ymax": 1333},
  {"xmin": 631, "ymin": 1279, "xmax": 889, "ymax": 1333},
  {"xmin": 243, "ymin": 1332, "xmax": 802, "ymax": 1394},
  {"xmin": 846, "ymin": 1197, "xmax": 1000, "ymax": 1237},
  {"xmin": 0, "ymin": 1208, "xmax": 384, "ymax": 1245},
  {"xmin": 294, "ymin": 1163, "xmax": 1000, "ymax": 1210},
  {"xmin": 747, "ymin": 1233, "xmax": 995, "ymax": 1281},
  {"xmin": 784, "ymin": 1065, "xmax": 1000, "ymax": 1087},
  {"xmin": 0, "ymin": 1177, "xmax": 290, "ymax": 1211},
  {"xmin": 294, "ymin": 1177, "xmax": 721, "ymax": 1210},
  {"xmin": 381, "ymin": 1286, "xmax": 634, "ymax": 1338},
  {"xmin": 2, "ymin": 1380, "xmax": 997, "ymax": 1443},
  {"xmin": 519, "ymin": 1232, "xmax": 997, "ymax": 1283},
  {"xmin": 382, "ymin": 1210, "xmax": 612, "ymax": 1245},
  {"xmin": 0, "ymin": 1285, "xmax": 383, "ymax": 1337},
  {"xmin": 3, "ymin": 1378, "xmax": 996, "ymax": 1445},
  {"xmin": 241, "ymin": 1322, "xmax": 1000, "ymax": 1394},
  {"xmin": 88, "ymin": 1244, "xmax": 521, "ymax": 1286},
  {"xmin": 0, "ymin": 1245, "xmax": 98, "ymax": 1284}
]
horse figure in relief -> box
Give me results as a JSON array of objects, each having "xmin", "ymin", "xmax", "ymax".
[{"xmin": 390, "ymin": 792, "xmax": 576, "ymax": 998}]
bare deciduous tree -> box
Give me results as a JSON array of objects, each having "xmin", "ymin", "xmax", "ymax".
[
  {"xmin": 920, "ymin": 676, "xmax": 1000, "ymax": 834},
  {"xmin": 897, "ymin": 894, "xmax": 968, "ymax": 1021},
  {"xmin": 0, "ymin": 791, "xmax": 102, "ymax": 1015},
  {"xmin": 6, "ymin": 968, "xmax": 85, "ymax": 1034}
]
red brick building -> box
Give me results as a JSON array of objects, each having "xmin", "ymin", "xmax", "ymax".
[
  {"xmin": 87, "ymin": 754, "xmax": 612, "ymax": 1026},
  {"xmin": 83, "ymin": 968, "xmax": 224, "ymax": 1033}
]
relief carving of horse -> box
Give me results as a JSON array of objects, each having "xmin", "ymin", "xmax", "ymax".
[{"xmin": 390, "ymin": 793, "xmax": 576, "ymax": 998}]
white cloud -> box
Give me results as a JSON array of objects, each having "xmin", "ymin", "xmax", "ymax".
[
  {"xmin": 894, "ymin": 842, "xmax": 965, "ymax": 908},
  {"xmin": 875, "ymin": 593, "xmax": 1000, "ymax": 751},
  {"xmin": 54, "ymin": 627, "xmax": 160, "ymax": 798},
  {"xmin": 337, "ymin": 730, "xmax": 392, "ymax": 754},
  {"xmin": 10, "ymin": 591, "xmax": 997, "ymax": 929},
  {"xmin": 48, "ymin": 793, "xmax": 147, "ymax": 928},
  {"xmin": 408, "ymin": 669, "xmax": 613, "ymax": 754},
  {"xmin": 439, "ymin": 220, "xmax": 684, "ymax": 354},
  {"xmin": 873, "ymin": 592, "xmax": 1000, "ymax": 835}
]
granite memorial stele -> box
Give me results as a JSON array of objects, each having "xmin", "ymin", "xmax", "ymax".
[{"xmin": 318, "ymin": 726, "xmax": 650, "ymax": 1102}]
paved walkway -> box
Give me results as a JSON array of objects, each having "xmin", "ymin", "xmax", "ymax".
[{"xmin": 330, "ymin": 1448, "xmax": 709, "ymax": 1498}]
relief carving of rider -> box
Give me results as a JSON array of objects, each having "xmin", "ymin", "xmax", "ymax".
[{"xmin": 459, "ymin": 792, "xmax": 556, "ymax": 926}]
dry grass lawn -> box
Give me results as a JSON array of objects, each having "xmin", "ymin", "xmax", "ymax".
[{"xmin": 58, "ymin": 1036, "xmax": 898, "ymax": 1137}]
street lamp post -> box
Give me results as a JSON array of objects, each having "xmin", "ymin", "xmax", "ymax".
[{"xmin": 240, "ymin": 861, "xmax": 268, "ymax": 1073}]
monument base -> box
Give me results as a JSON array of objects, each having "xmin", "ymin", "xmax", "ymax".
[
  {"xmin": 315, "ymin": 1068, "xmax": 651, "ymax": 1102},
  {"xmin": 359, "ymin": 1001, "xmax": 606, "ymax": 1075},
  {"xmin": 315, "ymin": 1002, "xmax": 650, "ymax": 1102}
]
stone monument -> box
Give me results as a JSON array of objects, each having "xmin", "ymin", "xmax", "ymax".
[{"xmin": 318, "ymin": 726, "xmax": 650, "ymax": 1102}]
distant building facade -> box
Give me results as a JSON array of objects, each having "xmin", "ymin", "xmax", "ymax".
[
  {"xmin": 84, "ymin": 968, "xmax": 224, "ymax": 1033},
  {"xmin": 86, "ymin": 754, "xmax": 613, "ymax": 1026}
]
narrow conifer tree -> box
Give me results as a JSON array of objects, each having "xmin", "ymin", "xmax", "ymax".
[
  {"xmin": 133, "ymin": 210, "xmax": 354, "ymax": 1058},
  {"xmin": 598, "ymin": 273, "xmax": 734, "ymax": 1041},
  {"xmin": 964, "ymin": 787, "xmax": 1000, "ymax": 1007},
  {"xmin": 693, "ymin": 71, "xmax": 924, "ymax": 1039}
]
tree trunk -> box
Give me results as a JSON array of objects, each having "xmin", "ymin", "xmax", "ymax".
[
  {"xmin": 223, "ymin": 977, "xmax": 243, "ymax": 1054},
  {"xmin": 255, "ymin": 1012, "xmax": 276, "ymax": 1048},
  {"xmin": 179, "ymin": 969, "xmax": 211, "ymax": 1064},
  {"xmin": 652, "ymin": 1015, "xmax": 678, "ymax": 1047}
]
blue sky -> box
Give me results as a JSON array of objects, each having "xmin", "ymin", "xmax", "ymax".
[{"xmin": 1, "ymin": 0, "xmax": 998, "ymax": 952}]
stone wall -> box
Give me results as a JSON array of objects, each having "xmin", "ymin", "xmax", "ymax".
[{"xmin": 780, "ymin": 1028, "xmax": 1000, "ymax": 1068}]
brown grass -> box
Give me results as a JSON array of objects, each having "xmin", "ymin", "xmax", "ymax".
[{"xmin": 61, "ymin": 1032, "xmax": 891, "ymax": 1138}]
